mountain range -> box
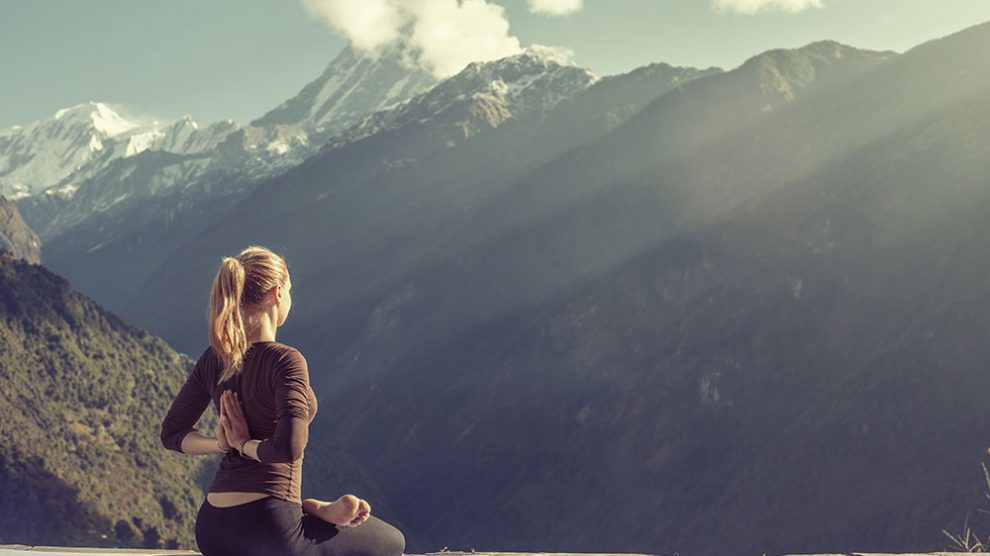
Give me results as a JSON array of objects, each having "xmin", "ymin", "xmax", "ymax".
[
  {"xmin": 5, "ymin": 20, "xmax": 990, "ymax": 555},
  {"xmin": 8, "ymin": 42, "xmax": 438, "ymax": 315}
]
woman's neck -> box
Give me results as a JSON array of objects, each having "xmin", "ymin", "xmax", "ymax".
[{"xmin": 245, "ymin": 315, "xmax": 277, "ymax": 344}]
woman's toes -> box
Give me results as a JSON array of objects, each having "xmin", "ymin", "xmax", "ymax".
[{"xmin": 348, "ymin": 500, "xmax": 370, "ymax": 526}]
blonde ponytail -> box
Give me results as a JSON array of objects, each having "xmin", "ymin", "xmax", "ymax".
[{"xmin": 207, "ymin": 245, "xmax": 289, "ymax": 384}]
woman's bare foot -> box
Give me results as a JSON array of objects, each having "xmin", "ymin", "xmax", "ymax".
[{"xmin": 303, "ymin": 494, "xmax": 370, "ymax": 527}]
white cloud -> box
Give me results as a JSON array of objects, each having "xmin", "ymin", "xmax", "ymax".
[
  {"xmin": 407, "ymin": 0, "xmax": 523, "ymax": 77},
  {"xmin": 527, "ymin": 0, "xmax": 583, "ymax": 16},
  {"xmin": 299, "ymin": 0, "xmax": 405, "ymax": 51},
  {"xmin": 711, "ymin": 0, "xmax": 824, "ymax": 14},
  {"xmin": 300, "ymin": 0, "xmax": 523, "ymax": 78}
]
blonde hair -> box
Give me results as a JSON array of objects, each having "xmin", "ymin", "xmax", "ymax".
[{"xmin": 208, "ymin": 245, "xmax": 289, "ymax": 384}]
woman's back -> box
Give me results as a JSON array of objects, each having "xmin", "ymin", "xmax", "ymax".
[{"xmin": 160, "ymin": 340, "xmax": 317, "ymax": 504}]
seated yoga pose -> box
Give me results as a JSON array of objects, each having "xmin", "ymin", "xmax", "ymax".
[{"xmin": 160, "ymin": 244, "xmax": 405, "ymax": 556}]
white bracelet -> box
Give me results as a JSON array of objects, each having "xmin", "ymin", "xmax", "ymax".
[{"xmin": 216, "ymin": 438, "xmax": 231, "ymax": 453}]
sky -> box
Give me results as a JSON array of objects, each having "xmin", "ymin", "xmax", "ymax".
[{"xmin": 1, "ymin": 0, "xmax": 990, "ymax": 130}]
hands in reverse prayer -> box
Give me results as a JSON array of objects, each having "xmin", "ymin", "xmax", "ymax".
[{"xmin": 220, "ymin": 389, "xmax": 371, "ymax": 527}]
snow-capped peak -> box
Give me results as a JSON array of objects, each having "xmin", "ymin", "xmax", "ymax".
[
  {"xmin": 464, "ymin": 44, "xmax": 581, "ymax": 74},
  {"xmin": 327, "ymin": 46, "xmax": 598, "ymax": 149},
  {"xmin": 0, "ymin": 102, "xmax": 241, "ymax": 200},
  {"xmin": 251, "ymin": 42, "xmax": 439, "ymax": 134},
  {"xmin": 52, "ymin": 101, "xmax": 140, "ymax": 137}
]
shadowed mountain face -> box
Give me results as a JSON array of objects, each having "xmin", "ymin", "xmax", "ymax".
[
  {"xmin": 44, "ymin": 21, "xmax": 990, "ymax": 555},
  {"xmin": 120, "ymin": 52, "xmax": 717, "ymax": 361},
  {"xmin": 0, "ymin": 195, "xmax": 40, "ymax": 264}
]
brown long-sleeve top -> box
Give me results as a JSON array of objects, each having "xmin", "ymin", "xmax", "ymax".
[{"xmin": 160, "ymin": 341, "xmax": 317, "ymax": 504}]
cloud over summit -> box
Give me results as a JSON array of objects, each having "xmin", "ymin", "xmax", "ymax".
[{"xmin": 300, "ymin": 0, "xmax": 523, "ymax": 78}]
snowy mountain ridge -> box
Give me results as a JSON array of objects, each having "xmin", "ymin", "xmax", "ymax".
[
  {"xmin": 0, "ymin": 102, "xmax": 237, "ymax": 201},
  {"xmin": 327, "ymin": 45, "xmax": 599, "ymax": 150},
  {"xmin": 9, "ymin": 42, "xmax": 599, "ymax": 247},
  {"xmin": 3, "ymin": 42, "xmax": 441, "ymax": 208},
  {"xmin": 252, "ymin": 41, "xmax": 439, "ymax": 134}
]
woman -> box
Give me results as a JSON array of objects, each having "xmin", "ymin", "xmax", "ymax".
[{"xmin": 160, "ymin": 245, "xmax": 406, "ymax": 556}]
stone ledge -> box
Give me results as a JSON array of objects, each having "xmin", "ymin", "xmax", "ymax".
[
  {"xmin": 0, "ymin": 547, "xmax": 198, "ymax": 555},
  {"xmin": 0, "ymin": 548, "xmax": 662, "ymax": 556},
  {"xmin": 1, "ymin": 548, "xmax": 976, "ymax": 556}
]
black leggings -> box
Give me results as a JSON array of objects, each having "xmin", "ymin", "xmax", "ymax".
[{"xmin": 195, "ymin": 496, "xmax": 406, "ymax": 556}]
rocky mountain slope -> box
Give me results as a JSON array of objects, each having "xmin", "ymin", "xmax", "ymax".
[
  {"xmin": 253, "ymin": 39, "xmax": 438, "ymax": 138},
  {"xmin": 0, "ymin": 195, "xmax": 40, "ymax": 264}
]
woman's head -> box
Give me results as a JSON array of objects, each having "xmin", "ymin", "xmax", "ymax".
[{"xmin": 208, "ymin": 245, "xmax": 292, "ymax": 383}]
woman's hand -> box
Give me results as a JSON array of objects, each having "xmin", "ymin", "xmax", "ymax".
[
  {"xmin": 220, "ymin": 390, "xmax": 251, "ymax": 449},
  {"xmin": 216, "ymin": 402, "xmax": 232, "ymax": 452}
]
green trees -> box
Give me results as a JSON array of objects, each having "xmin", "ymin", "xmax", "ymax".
[{"xmin": 0, "ymin": 252, "xmax": 214, "ymax": 549}]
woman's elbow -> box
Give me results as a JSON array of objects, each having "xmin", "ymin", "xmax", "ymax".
[
  {"xmin": 288, "ymin": 436, "xmax": 307, "ymax": 462},
  {"xmin": 268, "ymin": 442, "xmax": 305, "ymax": 463},
  {"xmin": 159, "ymin": 424, "xmax": 184, "ymax": 453},
  {"xmin": 262, "ymin": 435, "xmax": 307, "ymax": 463}
]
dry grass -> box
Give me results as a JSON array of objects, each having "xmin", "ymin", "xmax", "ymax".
[{"xmin": 942, "ymin": 461, "xmax": 990, "ymax": 552}]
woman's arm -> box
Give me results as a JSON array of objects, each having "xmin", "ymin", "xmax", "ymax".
[
  {"xmin": 161, "ymin": 349, "xmax": 215, "ymax": 454},
  {"xmin": 180, "ymin": 430, "xmax": 229, "ymax": 455},
  {"xmin": 178, "ymin": 403, "xmax": 233, "ymax": 455}
]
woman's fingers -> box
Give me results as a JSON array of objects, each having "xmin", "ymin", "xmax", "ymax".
[
  {"xmin": 222, "ymin": 391, "xmax": 240, "ymax": 419},
  {"xmin": 226, "ymin": 391, "xmax": 244, "ymax": 420}
]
